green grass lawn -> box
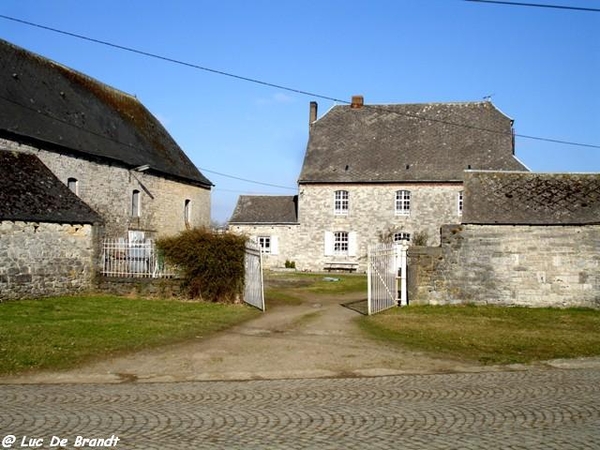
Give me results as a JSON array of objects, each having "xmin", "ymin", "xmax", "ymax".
[
  {"xmin": 264, "ymin": 271, "xmax": 367, "ymax": 306},
  {"xmin": 358, "ymin": 304, "xmax": 600, "ymax": 365},
  {"xmin": 0, "ymin": 295, "xmax": 259, "ymax": 376}
]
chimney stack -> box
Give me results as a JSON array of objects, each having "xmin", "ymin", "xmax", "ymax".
[
  {"xmin": 350, "ymin": 95, "xmax": 364, "ymax": 109},
  {"xmin": 309, "ymin": 101, "xmax": 318, "ymax": 125}
]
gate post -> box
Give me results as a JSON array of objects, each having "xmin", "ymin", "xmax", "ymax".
[{"xmin": 395, "ymin": 243, "xmax": 408, "ymax": 306}]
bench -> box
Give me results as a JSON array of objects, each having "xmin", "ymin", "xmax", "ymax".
[{"xmin": 324, "ymin": 262, "xmax": 358, "ymax": 273}]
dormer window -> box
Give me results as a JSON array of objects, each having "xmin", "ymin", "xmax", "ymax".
[
  {"xmin": 334, "ymin": 190, "xmax": 349, "ymax": 215},
  {"xmin": 67, "ymin": 177, "xmax": 78, "ymax": 195}
]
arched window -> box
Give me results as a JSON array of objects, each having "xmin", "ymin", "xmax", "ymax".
[
  {"xmin": 395, "ymin": 190, "xmax": 411, "ymax": 215},
  {"xmin": 131, "ymin": 190, "xmax": 141, "ymax": 217}
]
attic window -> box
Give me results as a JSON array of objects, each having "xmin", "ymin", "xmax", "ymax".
[
  {"xmin": 67, "ymin": 177, "xmax": 79, "ymax": 195},
  {"xmin": 131, "ymin": 190, "xmax": 141, "ymax": 217}
]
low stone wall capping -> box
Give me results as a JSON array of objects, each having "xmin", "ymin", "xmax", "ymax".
[{"xmin": 408, "ymin": 224, "xmax": 600, "ymax": 308}]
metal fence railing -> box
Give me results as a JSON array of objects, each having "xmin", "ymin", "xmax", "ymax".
[{"xmin": 101, "ymin": 239, "xmax": 178, "ymax": 278}]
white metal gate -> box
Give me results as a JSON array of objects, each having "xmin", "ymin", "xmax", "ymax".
[
  {"xmin": 367, "ymin": 242, "xmax": 408, "ymax": 315},
  {"xmin": 244, "ymin": 241, "xmax": 265, "ymax": 311}
]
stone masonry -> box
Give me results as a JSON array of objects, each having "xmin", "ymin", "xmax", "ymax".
[
  {"xmin": 0, "ymin": 221, "xmax": 98, "ymax": 301},
  {"xmin": 408, "ymin": 224, "xmax": 600, "ymax": 308},
  {"xmin": 233, "ymin": 183, "xmax": 463, "ymax": 271},
  {"xmin": 1, "ymin": 139, "xmax": 211, "ymax": 238}
]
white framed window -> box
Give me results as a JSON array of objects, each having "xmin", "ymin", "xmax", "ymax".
[
  {"xmin": 458, "ymin": 191, "xmax": 464, "ymax": 215},
  {"xmin": 324, "ymin": 231, "xmax": 357, "ymax": 256},
  {"xmin": 67, "ymin": 177, "xmax": 79, "ymax": 195},
  {"xmin": 184, "ymin": 199, "xmax": 191, "ymax": 225},
  {"xmin": 334, "ymin": 190, "xmax": 349, "ymax": 215},
  {"xmin": 334, "ymin": 231, "xmax": 349, "ymax": 254},
  {"xmin": 131, "ymin": 189, "xmax": 141, "ymax": 217},
  {"xmin": 393, "ymin": 232, "xmax": 411, "ymax": 243},
  {"xmin": 257, "ymin": 236, "xmax": 278, "ymax": 255},
  {"xmin": 258, "ymin": 236, "xmax": 271, "ymax": 254},
  {"xmin": 395, "ymin": 190, "xmax": 411, "ymax": 216}
]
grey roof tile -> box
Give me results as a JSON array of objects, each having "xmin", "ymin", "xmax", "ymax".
[
  {"xmin": 0, "ymin": 150, "xmax": 103, "ymax": 224},
  {"xmin": 229, "ymin": 196, "xmax": 298, "ymax": 224},
  {"xmin": 299, "ymin": 101, "xmax": 527, "ymax": 183},
  {"xmin": 463, "ymin": 171, "xmax": 600, "ymax": 225},
  {"xmin": 0, "ymin": 39, "xmax": 211, "ymax": 188}
]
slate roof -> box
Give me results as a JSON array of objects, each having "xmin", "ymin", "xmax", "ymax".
[
  {"xmin": 229, "ymin": 196, "xmax": 298, "ymax": 224},
  {"xmin": 0, "ymin": 150, "xmax": 103, "ymax": 224},
  {"xmin": 462, "ymin": 171, "xmax": 600, "ymax": 225},
  {"xmin": 0, "ymin": 39, "xmax": 211, "ymax": 188},
  {"xmin": 299, "ymin": 101, "xmax": 527, "ymax": 183}
]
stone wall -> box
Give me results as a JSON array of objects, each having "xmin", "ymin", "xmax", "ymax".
[
  {"xmin": 94, "ymin": 277, "xmax": 183, "ymax": 298},
  {"xmin": 0, "ymin": 221, "xmax": 99, "ymax": 301},
  {"xmin": 295, "ymin": 183, "xmax": 463, "ymax": 271},
  {"xmin": 408, "ymin": 224, "xmax": 600, "ymax": 308},
  {"xmin": 229, "ymin": 224, "xmax": 301, "ymax": 269},
  {"xmin": 1, "ymin": 139, "xmax": 211, "ymax": 238}
]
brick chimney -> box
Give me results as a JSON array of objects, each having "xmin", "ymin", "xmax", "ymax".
[
  {"xmin": 309, "ymin": 101, "xmax": 318, "ymax": 125},
  {"xmin": 350, "ymin": 95, "xmax": 364, "ymax": 109}
]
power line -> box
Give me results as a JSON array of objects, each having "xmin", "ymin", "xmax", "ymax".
[
  {"xmin": 0, "ymin": 14, "xmax": 344, "ymax": 105},
  {"xmin": 0, "ymin": 92, "xmax": 298, "ymax": 189},
  {"xmin": 198, "ymin": 167, "xmax": 296, "ymax": 190},
  {"xmin": 464, "ymin": 0, "xmax": 600, "ymax": 12},
  {"xmin": 1, "ymin": 14, "xmax": 599, "ymax": 152}
]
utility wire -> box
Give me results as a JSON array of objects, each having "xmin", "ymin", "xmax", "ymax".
[
  {"xmin": 0, "ymin": 92, "xmax": 297, "ymax": 189},
  {"xmin": 0, "ymin": 14, "xmax": 344, "ymax": 105},
  {"xmin": 198, "ymin": 167, "xmax": 296, "ymax": 190},
  {"xmin": 464, "ymin": 1, "xmax": 600, "ymax": 12},
  {"xmin": 1, "ymin": 14, "xmax": 599, "ymax": 151}
]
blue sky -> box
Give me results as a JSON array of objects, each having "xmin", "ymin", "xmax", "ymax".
[{"xmin": 1, "ymin": 1, "xmax": 598, "ymax": 223}]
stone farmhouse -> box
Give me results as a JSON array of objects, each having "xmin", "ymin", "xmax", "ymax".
[
  {"xmin": 0, "ymin": 152, "xmax": 102, "ymax": 300},
  {"xmin": 229, "ymin": 96, "xmax": 527, "ymax": 271},
  {"xmin": 0, "ymin": 38, "xmax": 212, "ymax": 241}
]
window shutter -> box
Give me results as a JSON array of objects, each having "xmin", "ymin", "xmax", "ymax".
[
  {"xmin": 324, "ymin": 231, "xmax": 334, "ymax": 256},
  {"xmin": 271, "ymin": 236, "xmax": 279, "ymax": 255},
  {"xmin": 348, "ymin": 232, "xmax": 357, "ymax": 257}
]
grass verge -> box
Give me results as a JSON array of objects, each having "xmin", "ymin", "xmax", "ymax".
[
  {"xmin": 358, "ymin": 304, "xmax": 600, "ymax": 365},
  {"xmin": 0, "ymin": 295, "xmax": 259, "ymax": 376}
]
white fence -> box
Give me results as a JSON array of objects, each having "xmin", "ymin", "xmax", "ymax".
[
  {"xmin": 101, "ymin": 239, "xmax": 178, "ymax": 278},
  {"xmin": 367, "ymin": 242, "xmax": 408, "ymax": 315}
]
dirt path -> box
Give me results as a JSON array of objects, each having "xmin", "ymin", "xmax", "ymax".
[{"xmin": 2, "ymin": 293, "xmax": 507, "ymax": 384}]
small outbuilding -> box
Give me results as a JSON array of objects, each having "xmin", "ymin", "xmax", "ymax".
[{"xmin": 0, "ymin": 151, "xmax": 103, "ymax": 301}]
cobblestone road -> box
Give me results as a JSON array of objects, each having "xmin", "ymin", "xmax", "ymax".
[{"xmin": 2, "ymin": 368, "xmax": 599, "ymax": 449}]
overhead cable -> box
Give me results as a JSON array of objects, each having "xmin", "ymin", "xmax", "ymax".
[
  {"xmin": 0, "ymin": 14, "xmax": 598, "ymax": 151},
  {"xmin": 464, "ymin": 0, "xmax": 600, "ymax": 12}
]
